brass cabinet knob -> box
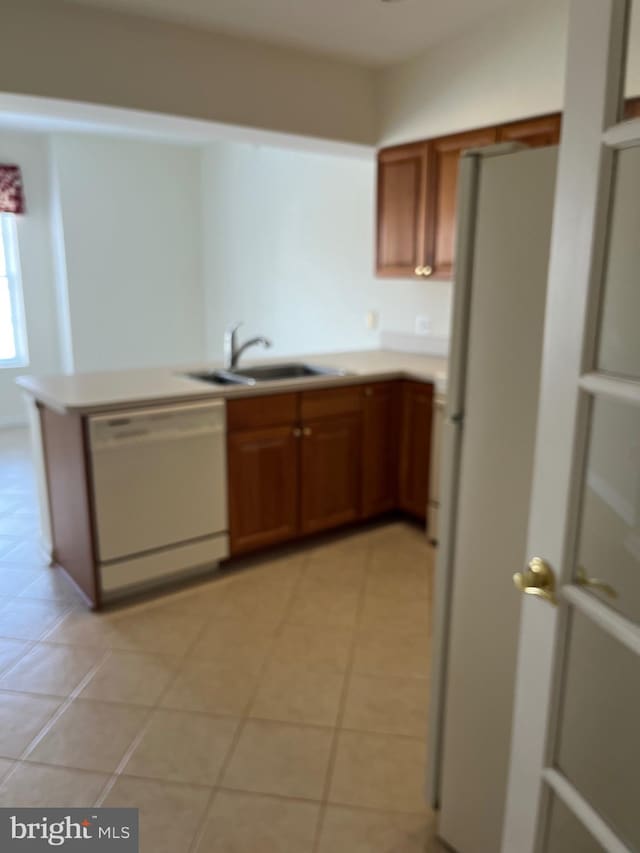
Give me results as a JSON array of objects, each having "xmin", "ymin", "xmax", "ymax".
[
  {"xmin": 293, "ymin": 428, "xmax": 302, "ymax": 438},
  {"xmin": 415, "ymin": 265, "xmax": 433, "ymax": 278},
  {"xmin": 513, "ymin": 557, "xmax": 558, "ymax": 606},
  {"xmin": 303, "ymin": 427, "xmax": 312, "ymax": 437},
  {"xmin": 364, "ymin": 388, "xmax": 373, "ymax": 397}
]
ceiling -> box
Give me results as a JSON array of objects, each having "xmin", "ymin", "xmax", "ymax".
[{"xmin": 66, "ymin": 0, "xmax": 529, "ymax": 67}]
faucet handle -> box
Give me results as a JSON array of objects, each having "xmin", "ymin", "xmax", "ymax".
[{"xmin": 223, "ymin": 322, "xmax": 243, "ymax": 369}]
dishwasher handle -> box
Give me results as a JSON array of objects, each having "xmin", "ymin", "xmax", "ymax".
[
  {"xmin": 91, "ymin": 423, "xmax": 225, "ymax": 451},
  {"xmin": 89, "ymin": 403, "xmax": 226, "ymax": 451}
]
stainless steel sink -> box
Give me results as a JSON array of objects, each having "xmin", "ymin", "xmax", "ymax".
[{"xmin": 187, "ymin": 363, "xmax": 349, "ymax": 386}]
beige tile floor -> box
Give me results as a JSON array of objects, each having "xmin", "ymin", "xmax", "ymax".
[{"xmin": 0, "ymin": 427, "xmax": 446, "ymax": 852}]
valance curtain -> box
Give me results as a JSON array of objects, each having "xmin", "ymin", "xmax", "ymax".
[{"xmin": 0, "ymin": 166, "xmax": 25, "ymax": 214}]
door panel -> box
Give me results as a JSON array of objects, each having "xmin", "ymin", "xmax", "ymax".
[
  {"xmin": 228, "ymin": 425, "xmax": 299, "ymax": 554},
  {"xmin": 554, "ymin": 609, "xmax": 640, "ymax": 851},
  {"xmin": 545, "ymin": 796, "xmax": 605, "ymax": 853},
  {"xmin": 300, "ymin": 414, "xmax": 361, "ymax": 534},
  {"xmin": 376, "ymin": 143, "xmax": 430, "ymax": 277},
  {"xmin": 576, "ymin": 396, "xmax": 640, "ymax": 622},
  {"xmin": 361, "ymin": 382, "xmax": 399, "ymax": 518},
  {"xmin": 431, "ymin": 128, "xmax": 498, "ymax": 278},
  {"xmin": 502, "ymin": 4, "xmax": 639, "ymax": 853},
  {"xmin": 598, "ymin": 144, "xmax": 640, "ymax": 379}
]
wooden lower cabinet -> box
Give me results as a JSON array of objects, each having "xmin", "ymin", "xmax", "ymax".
[
  {"xmin": 399, "ymin": 381, "xmax": 434, "ymax": 520},
  {"xmin": 300, "ymin": 414, "xmax": 362, "ymax": 535},
  {"xmin": 227, "ymin": 424, "xmax": 299, "ymax": 555},
  {"xmin": 226, "ymin": 380, "xmax": 433, "ymax": 556},
  {"xmin": 361, "ymin": 382, "xmax": 399, "ymax": 517}
]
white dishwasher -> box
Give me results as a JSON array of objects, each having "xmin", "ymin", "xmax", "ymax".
[{"xmin": 89, "ymin": 400, "xmax": 228, "ymax": 599}]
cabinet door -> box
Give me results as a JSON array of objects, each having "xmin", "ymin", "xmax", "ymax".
[
  {"xmin": 497, "ymin": 113, "xmax": 562, "ymax": 147},
  {"xmin": 361, "ymin": 382, "xmax": 399, "ymax": 518},
  {"xmin": 430, "ymin": 127, "xmax": 498, "ymax": 279},
  {"xmin": 228, "ymin": 425, "xmax": 299, "ymax": 555},
  {"xmin": 301, "ymin": 414, "xmax": 361, "ymax": 534},
  {"xmin": 399, "ymin": 381, "xmax": 434, "ymax": 521},
  {"xmin": 376, "ymin": 142, "xmax": 430, "ymax": 278}
]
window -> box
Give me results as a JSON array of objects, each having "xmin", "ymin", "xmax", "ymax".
[{"xmin": 0, "ymin": 213, "xmax": 28, "ymax": 368}]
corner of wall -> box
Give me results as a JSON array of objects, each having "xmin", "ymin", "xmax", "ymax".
[{"xmin": 47, "ymin": 137, "xmax": 75, "ymax": 374}]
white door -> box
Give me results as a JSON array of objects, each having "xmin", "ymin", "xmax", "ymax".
[{"xmin": 502, "ymin": 1, "xmax": 640, "ymax": 851}]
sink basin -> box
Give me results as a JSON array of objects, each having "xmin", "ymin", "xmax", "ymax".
[
  {"xmin": 187, "ymin": 363, "xmax": 348, "ymax": 387},
  {"xmin": 232, "ymin": 363, "xmax": 348, "ymax": 382}
]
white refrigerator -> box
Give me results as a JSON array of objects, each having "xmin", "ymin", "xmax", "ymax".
[{"xmin": 427, "ymin": 143, "xmax": 559, "ymax": 853}]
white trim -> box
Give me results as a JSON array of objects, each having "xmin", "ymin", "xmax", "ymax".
[
  {"xmin": 562, "ymin": 584, "xmax": 640, "ymax": 656},
  {"xmin": 579, "ymin": 372, "xmax": 640, "ymax": 406},
  {"xmin": 543, "ymin": 769, "xmax": 633, "ymax": 853},
  {"xmin": 603, "ymin": 117, "xmax": 640, "ymax": 148},
  {"xmin": 0, "ymin": 92, "xmax": 374, "ymax": 160}
]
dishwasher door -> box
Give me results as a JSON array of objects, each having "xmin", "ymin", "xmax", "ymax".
[{"xmin": 89, "ymin": 401, "xmax": 227, "ymax": 563}]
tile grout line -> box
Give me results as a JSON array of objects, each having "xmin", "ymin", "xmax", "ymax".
[
  {"xmin": 186, "ymin": 554, "xmax": 310, "ymax": 853},
  {"xmin": 92, "ymin": 598, "xmax": 234, "ymax": 808},
  {"xmin": 2, "ymin": 649, "xmax": 114, "ymax": 788},
  {"xmin": 310, "ymin": 542, "xmax": 374, "ymax": 853}
]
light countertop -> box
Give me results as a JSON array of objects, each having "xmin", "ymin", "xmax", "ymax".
[{"xmin": 17, "ymin": 349, "xmax": 448, "ymax": 415}]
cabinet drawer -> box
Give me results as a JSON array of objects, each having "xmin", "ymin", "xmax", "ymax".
[
  {"xmin": 227, "ymin": 393, "xmax": 298, "ymax": 432},
  {"xmin": 301, "ymin": 385, "xmax": 363, "ymax": 420}
]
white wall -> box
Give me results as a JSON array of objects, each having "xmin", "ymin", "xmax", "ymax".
[
  {"xmin": 377, "ymin": 0, "xmax": 570, "ymax": 146},
  {"xmin": 0, "ymin": 0, "xmax": 376, "ymax": 146},
  {"xmin": 0, "ymin": 130, "xmax": 59, "ymax": 425},
  {"xmin": 50, "ymin": 134, "xmax": 206, "ymax": 373},
  {"xmin": 377, "ymin": 0, "xmax": 640, "ymax": 146},
  {"xmin": 202, "ymin": 141, "xmax": 450, "ymax": 361}
]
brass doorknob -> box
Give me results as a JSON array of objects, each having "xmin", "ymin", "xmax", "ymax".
[{"xmin": 513, "ymin": 557, "xmax": 558, "ymax": 606}]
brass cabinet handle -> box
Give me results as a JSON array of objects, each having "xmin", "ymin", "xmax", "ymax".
[
  {"xmin": 575, "ymin": 567, "xmax": 618, "ymax": 598},
  {"xmin": 303, "ymin": 427, "xmax": 312, "ymax": 437},
  {"xmin": 293, "ymin": 428, "xmax": 302, "ymax": 438},
  {"xmin": 513, "ymin": 557, "xmax": 558, "ymax": 606}
]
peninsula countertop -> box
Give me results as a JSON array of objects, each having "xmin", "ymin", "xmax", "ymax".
[{"xmin": 16, "ymin": 349, "xmax": 448, "ymax": 415}]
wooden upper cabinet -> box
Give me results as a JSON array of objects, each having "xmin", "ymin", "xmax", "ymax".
[
  {"xmin": 376, "ymin": 142, "xmax": 430, "ymax": 278},
  {"xmin": 497, "ymin": 113, "xmax": 562, "ymax": 148},
  {"xmin": 430, "ymin": 127, "xmax": 498, "ymax": 279}
]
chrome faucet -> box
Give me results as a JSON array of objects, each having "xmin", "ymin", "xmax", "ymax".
[{"xmin": 224, "ymin": 322, "xmax": 272, "ymax": 369}]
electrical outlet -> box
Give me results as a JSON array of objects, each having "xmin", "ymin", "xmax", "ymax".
[
  {"xmin": 365, "ymin": 310, "xmax": 379, "ymax": 330},
  {"xmin": 415, "ymin": 314, "xmax": 431, "ymax": 336}
]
